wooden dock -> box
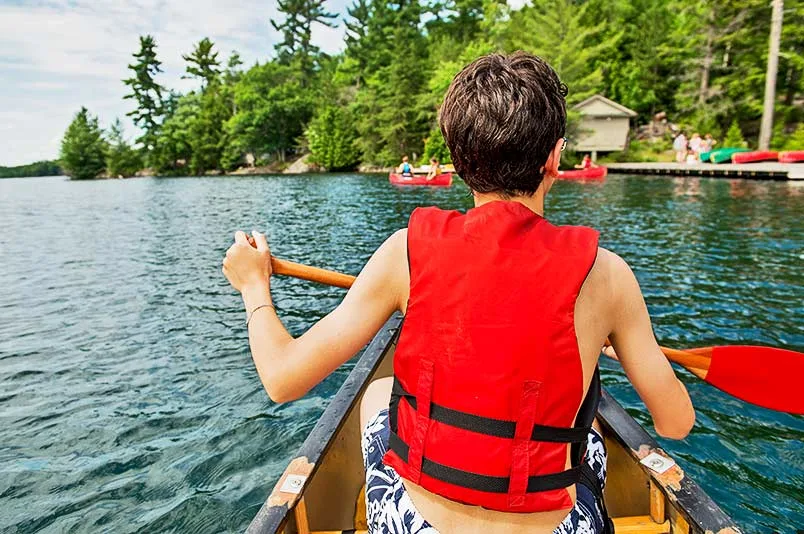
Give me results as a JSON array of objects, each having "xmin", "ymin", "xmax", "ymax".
[{"xmin": 606, "ymin": 162, "xmax": 804, "ymax": 181}]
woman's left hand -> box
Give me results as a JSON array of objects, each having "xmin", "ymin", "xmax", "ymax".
[{"xmin": 222, "ymin": 230, "xmax": 272, "ymax": 293}]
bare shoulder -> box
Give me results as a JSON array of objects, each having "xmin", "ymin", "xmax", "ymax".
[
  {"xmin": 594, "ymin": 247, "xmax": 632, "ymax": 275},
  {"xmin": 584, "ymin": 247, "xmax": 630, "ymax": 291},
  {"xmin": 353, "ymin": 228, "xmax": 409, "ymax": 313}
]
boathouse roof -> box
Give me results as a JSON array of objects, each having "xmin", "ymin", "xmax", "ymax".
[{"xmin": 573, "ymin": 95, "xmax": 638, "ymax": 118}]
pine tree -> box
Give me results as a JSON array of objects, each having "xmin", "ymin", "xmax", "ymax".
[
  {"xmin": 343, "ymin": 0, "xmax": 373, "ymax": 87},
  {"xmin": 123, "ymin": 35, "xmax": 165, "ymax": 157},
  {"xmin": 60, "ymin": 107, "xmax": 108, "ymax": 180},
  {"xmin": 225, "ymin": 51, "xmax": 244, "ymax": 85},
  {"xmin": 591, "ymin": 0, "xmax": 680, "ymax": 116},
  {"xmin": 723, "ymin": 119, "xmax": 747, "ymax": 148},
  {"xmin": 189, "ymin": 81, "xmax": 233, "ymax": 174},
  {"xmin": 782, "ymin": 123, "xmax": 804, "ymax": 151},
  {"xmin": 152, "ymin": 93, "xmax": 200, "ymax": 173},
  {"xmin": 306, "ymin": 106, "xmax": 360, "ymax": 170},
  {"xmin": 507, "ymin": 0, "xmax": 619, "ymax": 106},
  {"xmin": 105, "ymin": 118, "xmax": 141, "ymax": 177},
  {"xmin": 271, "ymin": 0, "xmax": 337, "ymax": 77},
  {"xmin": 183, "ymin": 37, "xmax": 222, "ymax": 89},
  {"xmin": 353, "ymin": 0, "xmax": 429, "ymax": 165}
]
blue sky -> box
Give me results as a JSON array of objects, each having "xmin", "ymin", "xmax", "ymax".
[{"xmin": 0, "ymin": 0, "xmax": 351, "ymax": 166}]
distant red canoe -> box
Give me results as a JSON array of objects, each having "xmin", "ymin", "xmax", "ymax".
[
  {"xmin": 557, "ymin": 166, "xmax": 607, "ymax": 180},
  {"xmin": 732, "ymin": 151, "xmax": 778, "ymax": 163},
  {"xmin": 778, "ymin": 151, "xmax": 804, "ymax": 163},
  {"xmin": 389, "ymin": 172, "xmax": 453, "ymax": 186}
]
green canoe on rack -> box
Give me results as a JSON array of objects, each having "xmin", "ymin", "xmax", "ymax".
[{"xmin": 708, "ymin": 147, "xmax": 750, "ymax": 163}]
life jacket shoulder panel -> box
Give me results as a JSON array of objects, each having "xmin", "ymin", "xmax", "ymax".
[{"xmin": 384, "ymin": 201, "xmax": 600, "ymax": 513}]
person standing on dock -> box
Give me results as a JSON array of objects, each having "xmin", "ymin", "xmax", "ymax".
[
  {"xmin": 701, "ymin": 133, "xmax": 716, "ymax": 153},
  {"xmin": 689, "ymin": 133, "xmax": 702, "ymax": 156},
  {"xmin": 222, "ymin": 52, "xmax": 695, "ymax": 534},
  {"xmin": 673, "ymin": 132, "xmax": 687, "ymax": 162}
]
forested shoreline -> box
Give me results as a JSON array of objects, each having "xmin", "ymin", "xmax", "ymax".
[
  {"xmin": 55, "ymin": 0, "xmax": 804, "ymax": 179},
  {"xmin": 0, "ymin": 161, "xmax": 62, "ymax": 179}
]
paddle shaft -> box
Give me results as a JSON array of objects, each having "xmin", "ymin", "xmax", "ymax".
[
  {"xmin": 269, "ymin": 256, "xmax": 712, "ymax": 371},
  {"xmin": 271, "ymin": 257, "xmax": 356, "ymax": 289}
]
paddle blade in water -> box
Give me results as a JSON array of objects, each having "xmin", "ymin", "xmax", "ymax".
[{"xmin": 689, "ymin": 346, "xmax": 804, "ymax": 414}]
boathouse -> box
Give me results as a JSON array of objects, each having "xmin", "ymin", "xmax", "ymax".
[{"xmin": 572, "ymin": 95, "xmax": 638, "ymax": 160}]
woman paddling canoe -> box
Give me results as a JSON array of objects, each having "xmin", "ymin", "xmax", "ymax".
[{"xmin": 222, "ymin": 52, "xmax": 694, "ymax": 534}]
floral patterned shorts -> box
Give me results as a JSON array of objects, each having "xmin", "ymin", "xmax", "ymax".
[{"xmin": 361, "ymin": 409, "xmax": 608, "ymax": 534}]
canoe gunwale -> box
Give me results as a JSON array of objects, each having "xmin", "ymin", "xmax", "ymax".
[
  {"xmin": 246, "ymin": 313, "xmax": 405, "ymax": 534},
  {"xmin": 598, "ymin": 391, "xmax": 741, "ymax": 533}
]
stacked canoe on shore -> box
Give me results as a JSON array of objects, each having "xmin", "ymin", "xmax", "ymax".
[{"xmin": 699, "ymin": 148, "xmax": 804, "ymax": 164}]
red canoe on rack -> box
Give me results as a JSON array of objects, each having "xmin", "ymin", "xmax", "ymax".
[
  {"xmin": 389, "ymin": 172, "xmax": 453, "ymax": 186},
  {"xmin": 557, "ymin": 166, "xmax": 608, "ymax": 180},
  {"xmin": 778, "ymin": 151, "xmax": 804, "ymax": 163},
  {"xmin": 731, "ymin": 151, "xmax": 778, "ymax": 163}
]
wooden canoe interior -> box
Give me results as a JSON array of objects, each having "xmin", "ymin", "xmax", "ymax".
[
  {"xmin": 251, "ymin": 317, "xmax": 740, "ymax": 534},
  {"xmin": 282, "ymin": 343, "xmax": 675, "ymax": 534}
]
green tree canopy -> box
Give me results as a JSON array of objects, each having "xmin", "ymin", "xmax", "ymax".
[
  {"xmin": 60, "ymin": 107, "xmax": 108, "ymax": 180},
  {"xmin": 56, "ymin": 0, "xmax": 804, "ymax": 174},
  {"xmin": 225, "ymin": 62, "xmax": 314, "ymax": 163},
  {"xmin": 306, "ymin": 106, "xmax": 360, "ymax": 170}
]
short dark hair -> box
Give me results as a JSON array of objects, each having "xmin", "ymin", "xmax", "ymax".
[{"xmin": 439, "ymin": 52, "xmax": 567, "ymax": 197}]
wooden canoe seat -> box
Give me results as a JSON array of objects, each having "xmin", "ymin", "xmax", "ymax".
[{"xmin": 612, "ymin": 515, "xmax": 670, "ymax": 533}]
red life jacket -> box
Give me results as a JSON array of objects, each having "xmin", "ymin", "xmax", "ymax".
[{"xmin": 383, "ymin": 201, "xmax": 601, "ymax": 513}]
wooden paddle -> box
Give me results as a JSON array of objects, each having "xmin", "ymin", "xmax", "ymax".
[{"xmin": 268, "ymin": 256, "xmax": 804, "ymax": 415}]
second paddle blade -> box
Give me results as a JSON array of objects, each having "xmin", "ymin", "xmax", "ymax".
[{"xmin": 688, "ymin": 346, "xmax": 804, "ymax": 415}]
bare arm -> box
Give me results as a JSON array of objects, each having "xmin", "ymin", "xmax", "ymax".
[
  {"xmin": 223, "ymin": 230, "xmax": 408, "ymax": 403},
  {"xmin": 604, "ymin": 250, "xmax": 695, "ymax": 439}
]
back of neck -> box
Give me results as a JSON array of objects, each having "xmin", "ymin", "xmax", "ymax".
[{"xmin": 473, "ymin": 192, "xmax": 545, "ymax": 217}]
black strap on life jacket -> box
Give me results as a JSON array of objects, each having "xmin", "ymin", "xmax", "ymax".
[{"xmin": 388, "ymin": 367, "xmax": 602, "ymax": 495}]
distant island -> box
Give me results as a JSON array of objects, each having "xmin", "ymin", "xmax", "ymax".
[{"xmin": 0, "ymin": 160, "xmax": 62, "ymax": 179}]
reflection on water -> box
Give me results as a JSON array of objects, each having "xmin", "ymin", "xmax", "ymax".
[{"xmin": 0, "ymin": 174, "xmax": 801, "ymax": 533}]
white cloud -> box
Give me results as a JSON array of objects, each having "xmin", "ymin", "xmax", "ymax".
[{"xmin": 0, "ymin": 0, "xmax": 347, "ymax": 166}]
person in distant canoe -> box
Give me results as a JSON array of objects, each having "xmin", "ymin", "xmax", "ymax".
[
  {"xmin": 575, "ymin": 154, "xmax": 595, "ymax": 169},
  {"xmin": 426, "ymin": 157, "xmax": 441, "ymax": 181},
  {"xmin": 398, "ymin": 156, "xmax": 414, "ymax": 177},
  {"xmin": 222, "ymin": 52, "xmax": 694, "ymax": 534}
]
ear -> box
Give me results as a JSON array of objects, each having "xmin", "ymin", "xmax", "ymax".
[
  {"xmin": 543, "ymin": 137, "xmax": 564, "ymax": 179},
  {"xmin": 540, "ymin": 138, "xmax": 564, "ymax": 195}
]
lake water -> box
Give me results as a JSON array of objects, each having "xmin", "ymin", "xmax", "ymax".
[{"xmin": 0, "ymin": 174, "xmax": 802, "ymax": 533}]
